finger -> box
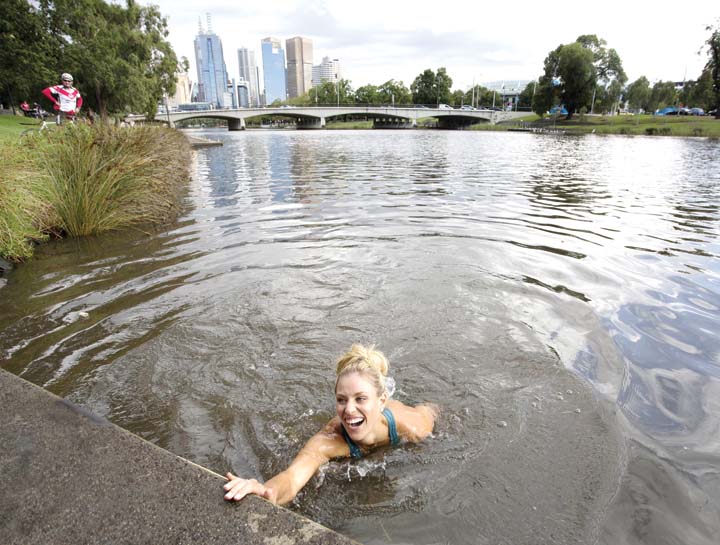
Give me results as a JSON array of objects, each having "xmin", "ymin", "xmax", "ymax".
[{"xmin": 224, "ymin": 478, "xmax": 252, "ymax": 500}]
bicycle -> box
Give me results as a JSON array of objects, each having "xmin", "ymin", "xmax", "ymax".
[
  {"xmin": 20, "ymin": 118, "xmax": 57, "ymax": 138},
  {"xmin": 19, "ymin": 111, "xmax": 80, "ymax": 138}
]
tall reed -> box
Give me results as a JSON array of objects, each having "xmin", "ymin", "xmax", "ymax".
[
  {"xmin": 37, "ymin": 124, "xmax": 191, "ymax": 237},
  {"xmin": 0, "ymin": 146, "xmax": 53, "ymax": 261},
  {"xmin": 0, "ymin": 123, "xmax": 191, "ymax": 261}
]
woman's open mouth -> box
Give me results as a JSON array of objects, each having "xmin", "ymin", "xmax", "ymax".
[{"xmin": 346, "ymin": 416, "xmax": 365, "ymax": 429}]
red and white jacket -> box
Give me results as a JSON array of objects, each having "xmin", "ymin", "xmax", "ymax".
[{"xmin": 42, "ymin": 85, "xmax": 83, "ymax": 114}]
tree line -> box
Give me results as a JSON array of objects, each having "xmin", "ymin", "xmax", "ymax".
[
  {"xmin": 283, "ymin": 68, "xmax": 514, "ymax": 109},
  {"xmin": 531, "ymin": 31, "xmax": 719, "ymax": 119},
  {"xmin": 1, "ymin": 0, "xmax": 177, "ymax": 119}
]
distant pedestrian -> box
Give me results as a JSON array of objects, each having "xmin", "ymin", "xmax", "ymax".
[{"xmin": 42, "ymin": 73, "xmax": 82, "ymax": 125}]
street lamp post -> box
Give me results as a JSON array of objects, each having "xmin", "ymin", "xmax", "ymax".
[{"xmin": 335, "ymin": 75, "xmax": 339, "ymax": 108}]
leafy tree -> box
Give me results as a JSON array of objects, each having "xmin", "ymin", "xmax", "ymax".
[
  {"xmin": 703, "ymin": 19, "xmax": 720, "ymax": 117},
  {"xmin": 0, "ymin": 0, "xmax": 59, "ymax": 112},
  {"xmin": 304, "ymin": 79, "xmax": 353, "ymax": 105},
  {"xmin": 625, "ymin": 76, "xmax": 651, "ymax": 112},
  {"xmin": 411, "ymin": 67, "xmax": 452, "ymax": 105},
  {"xmin": 537, "ymin": 35, "xmax": 626, "ymax": 119},
  {"xmin": 462, "ymin": 85, "xmax": 497, "ymax": 108},
  {"xmin": 594, "ymin": 79, "xmax": 624, "ymax": 114},
  {"xmin": 555, "ymin": 42, "xmax": 596, "ymax": 117},
  {"xmin": 647, "ymin": 81, "xmax": 677, "ymax": 113},
  {"xmin": 517, "ymin": 82, "xmax": 536, "ymax": 110},
  {"xmin": 355, "ymin": 84, "xmax": 379, "ymax": 104},
  {"xmin": 14, "ymin": 0, "xmax": 179, "ymax": 119},
  {"xmin": 450, "ymin": 89, "xmax": 465, "ymax": 107},
  {"xmin": 679, "ymin": 69, "xmax": 714, "ymax": 110},
  {"xmin": 377, "ymin": 79, "xmax": 412, "ymax": 105},
  {"xmin": 532, "ymin": 77, "xmax": 554, "ymax": 117}
]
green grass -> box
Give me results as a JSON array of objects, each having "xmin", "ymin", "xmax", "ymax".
[
  {"xmin": 492, "ymin": 113, "xmax": 720, "ymax": 137},
  {"xmin": 0, "ymin": 120, "xmax": 191, "ymax": 261},
  {"xmin": 0, "ymin": 114, "xmax": 43, "ymax": 144},
  {"xmin": 325, "ymin": 120, "xmax": 374, "ymax": 129}
]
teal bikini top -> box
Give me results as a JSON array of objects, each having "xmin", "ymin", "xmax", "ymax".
[{"xmin": 342, "ymin": 407, "xmax": 400, "ymax": 458}]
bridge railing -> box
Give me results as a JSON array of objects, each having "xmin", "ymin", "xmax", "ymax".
[{"xmin": 163, "ymin": 104, "xmax": 526, "ymax": 114}]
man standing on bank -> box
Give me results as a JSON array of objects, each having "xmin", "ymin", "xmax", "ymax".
[{"xmin": 42, "ymin": 73, "xmax": 82, "ymax": 125}]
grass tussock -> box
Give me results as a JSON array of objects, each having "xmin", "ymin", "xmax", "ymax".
[
  {"xmin": 0, "ymin": 124, "xmax": 191, "ymax": 261},
  {"xmin": 0, "ymin": 148, "xmax": 53, "ymax": 260}
]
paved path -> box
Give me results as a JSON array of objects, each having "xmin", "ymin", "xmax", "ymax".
[{"xmin": 0, "ymin": 369, "xmax": 359, "ymax": 545}]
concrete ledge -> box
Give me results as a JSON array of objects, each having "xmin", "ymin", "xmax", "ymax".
[
  {"xmin": 186, "ymin": 135, "xmax": 223, "ymax": 148},
  {"xmin": 0, "ymin": 369, "xmax": 359, "ymax": 545}
]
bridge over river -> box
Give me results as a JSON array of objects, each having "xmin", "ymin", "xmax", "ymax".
[{"xmin": 132, "ymin": 106, "xmax": 528, "ymax": 130}]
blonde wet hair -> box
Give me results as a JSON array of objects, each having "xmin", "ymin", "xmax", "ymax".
[{"xmin": 335, "ymin": 344, "xmax": 389, "ymax": 397}]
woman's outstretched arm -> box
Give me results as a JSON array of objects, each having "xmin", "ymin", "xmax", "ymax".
[{"xmin": 224, "ymin": 422, "xmax": 346, "ymax": 505}]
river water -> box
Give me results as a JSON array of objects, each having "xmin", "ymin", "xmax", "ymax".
[{"xmin": 1, "ymin": 129, "xmax": 719, "ymax": 544}]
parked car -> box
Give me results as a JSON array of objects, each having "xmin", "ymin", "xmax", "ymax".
[
  {"xmin": 655, "ymin": 106, "xmax": 677, "ymax": 116},
  {"xmin": 690, "ymin": 107, "xmax": 705, "ymax": 116},
  {"xmin": 438, "ymin": 103, "xmax": 453, "ymax": 110}
]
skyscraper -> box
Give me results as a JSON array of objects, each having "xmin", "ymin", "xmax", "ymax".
[
  {"xmin": 312, "ymin": 56, "xmax": 342, "ymax": 87},
  {"xmin": 261, "ymin": 37, "xmax": 287, "ymax": 105},
  {"xmin": 285, "ymin": 37, "xmax": 313, "ymax": 99},
  {"xmin": 194, "ymin": 15, "xmax": 230, "ymax": 108},
  {"xmin": 167, "ymin": 66, "xmax": 192, "ymax": 110},
  {"xmin": 237, "ymin": 47, "xmax": 260, "ymax": 107}
]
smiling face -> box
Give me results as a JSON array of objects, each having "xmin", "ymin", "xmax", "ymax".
[{"xmin": 336, "ymin": 371, "xmax": 387, "ymax": 445}]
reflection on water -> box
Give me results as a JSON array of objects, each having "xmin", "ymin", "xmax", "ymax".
[{"xmin": 1, "ymin": 129, "xmax": 719, "ymax": 544}]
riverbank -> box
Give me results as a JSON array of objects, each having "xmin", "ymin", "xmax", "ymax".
[
  {"xmin": 296, "ymin": 114, "xmax": 720, "ymax": 136},
  {"xmin": 0, "ymin": 117, "xmax": 192, "ymax": 263},
  {"xmin": 485, "ymin": 113, "xmax": 720, "ymax": 137}
]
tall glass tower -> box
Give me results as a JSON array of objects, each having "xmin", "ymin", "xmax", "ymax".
[
  {"xmin": 237, "ymin": 47, "xmax": 260, "ymax": 107},
  {"xmin": 261, "ymin": 37, "xmax": 287, "ymax": 105},
  {"xmin": 194, "ymin": 15, "xmax": 229, "ymax": 108}
]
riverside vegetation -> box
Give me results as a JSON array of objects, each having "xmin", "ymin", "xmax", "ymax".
[{"xmin": 0, "ymin": 119, "xmax": 191, "ymax": 262}]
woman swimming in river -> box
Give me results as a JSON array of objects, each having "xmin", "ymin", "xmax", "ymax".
[{"xmin": 224, "ymin": 344, "xmax": 437, "ymax": 505}]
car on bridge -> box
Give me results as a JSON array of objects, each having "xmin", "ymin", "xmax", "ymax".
[{"xmin": 438, "ymin": 104, "xmax": 453, "ymax": 110}]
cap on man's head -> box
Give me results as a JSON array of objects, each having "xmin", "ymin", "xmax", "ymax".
[{"xmin": 61, "ymin": 73, "xmax": 73, "ymax": 82}]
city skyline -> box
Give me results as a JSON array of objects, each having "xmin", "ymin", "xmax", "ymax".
[{"xmin": 146, "ymin": 0, "xmax": 716, "ymax": 92}]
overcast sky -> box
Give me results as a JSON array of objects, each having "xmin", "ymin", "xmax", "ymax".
[{"xmin": 144, "ymin": 0, "xmax": 717, "ymax": 90}]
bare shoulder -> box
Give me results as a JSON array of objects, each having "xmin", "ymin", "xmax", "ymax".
[
  {"xmin": 296, "ymin": 417, "xmax": 350, "ymax": 462},
  {"xmin": 386, "ymin": 400, "xmax": 438, "ymax": 442}
]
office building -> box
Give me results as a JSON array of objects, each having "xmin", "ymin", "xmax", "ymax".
[
  {"xmin": 237, "ymin": 81, "xmax": 250, "ymax": 108},
  {"xmin": 312, "ymin": 56, "xmax": 342, "ymax": 87},
  {"xmin": 194, "ymin": 15, "xmax": 230, "ymax": 108},
  {"xmin": 167, "ymin": 68, "xmax": 192, "ymax": 110},
  {"xmin": 237, "ymin": 47, "xmax": 260, "ymax": 106},
  {"xmin": 285, "ymin": 36, "xmax": 313, "ymax": 99},
  {"xmin": 261, "ymin": 37, "xmax": 287, "ymax": 105}
]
